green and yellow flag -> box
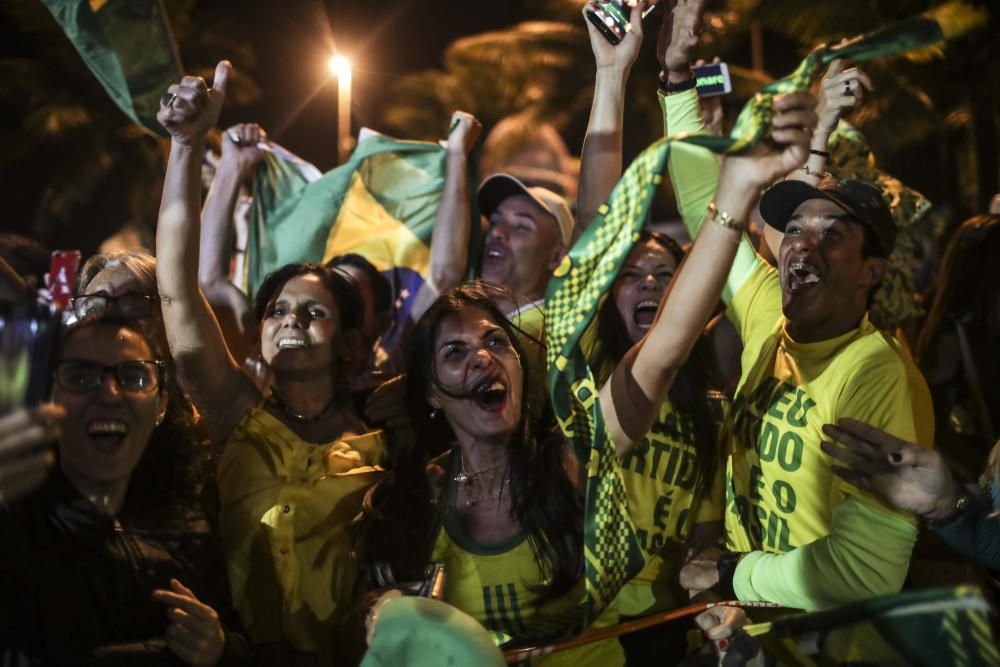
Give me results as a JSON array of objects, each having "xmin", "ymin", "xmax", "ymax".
[
  {"xmin": 246, "ymin": 132, "xmax": 479, "ymax": 360},
  {"xmin": 746, "ymin": 586, "xmax": 1000, "ymax": 666},
  {"xmin": 544, "ymin": 1, "xmax": 988, "ymax": 629},
  {"xmin": 40, "ymin": 0, "xmax": 181, "ymax": 136}
]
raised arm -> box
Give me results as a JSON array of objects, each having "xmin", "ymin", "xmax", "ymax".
[
  {"xmin": 199, "ymin": 123, "xmax": 266, "ymax": 364},
  {"xmin": 656, "ymin": 0, "xmax": 758, "ymax": 304},
  {"xmin": 601, "ymin": 92, "xmax": 818, "ymax": 454},
  {"xmin": 428, "ymin": 111, "xmax": 481, "ymax": 294},
  {"xmin": 767, "ymin": 59, "xmax": 874, "ymax": 260},
  {"xmin": 156, "ymin": 62, "xmax": 258, "ymax": 435},
  {"xmin": 574, "ymin": 1, "xmax": 645, "ymax": 241}
]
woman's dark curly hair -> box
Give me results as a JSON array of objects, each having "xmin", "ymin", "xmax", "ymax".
[
  {"xmin": 60, "ymin": 313, "xmax": 209, "ymax": 528},
  {"xmin": 353, "ymin": 283, "xmax": 583, "ymax": 601},
  {"xmin": 590, "ymin": 230, "xmax": 721, "ymax": 501}
]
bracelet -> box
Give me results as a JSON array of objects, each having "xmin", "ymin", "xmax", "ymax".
[
  {"xmin": 707, "ymin": 201, "xmax": 745, "ymax": 232},
  {"xmin": 809, "ymin": 149, "xmax": 830, "ymax": 158},
  {"xmin": 926, "ymin": 487, "xmax": 973, "ymax": 527},
  {"xmin": 800, "ymin": 164, "xmax": 830, "ymax": 179},
  {"xmin": 716, "ymin": 551, "xmax": 744, "ymax": 599},
  {"xmin": 658, "ymin": 71, "xmax": 696, "ymax": 95}
]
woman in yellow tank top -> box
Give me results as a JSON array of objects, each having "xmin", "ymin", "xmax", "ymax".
[
  {"xmin": 354, "ymin": 284, "xmax": 623, "ymax": 665},
  {"xmin": 588, "ymin": 231, "xmax": 727, "ymax": 665},
  {"xmin": 156, "ymin": 64, "xmax": 384, "ymax": 665}
]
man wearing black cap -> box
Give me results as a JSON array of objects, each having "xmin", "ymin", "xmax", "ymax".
[
  {"xmin": 668, "ymin": 154, "xmax": 933, "ymax": 611},
  {"xmin": 759, "ymin": 177, "xmax": 898, "ymax": 342}
]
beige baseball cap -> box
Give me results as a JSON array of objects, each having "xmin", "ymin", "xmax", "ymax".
[{"xmin": 478, "ymin": 173, "xmax": 575, "ymax": 246}]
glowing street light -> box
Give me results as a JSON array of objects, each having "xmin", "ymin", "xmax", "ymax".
[
  {"xmin": 328, "ymin": 54, "xmax": 351, "ymax": 80},
  {"xmin": 328, "ymin": 54, "xmax": 353, "ymax": 164}
]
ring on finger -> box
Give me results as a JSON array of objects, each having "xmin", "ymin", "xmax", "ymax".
[
  {"xmin": 843, "ymin": 80, "xmax": 852, "ymax": 95},
  {"xmin": 161, "ymin": 92, "xmax": 177, "ymax": 108}
]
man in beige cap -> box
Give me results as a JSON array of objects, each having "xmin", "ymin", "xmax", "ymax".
[
  {"xmin": 477, "ymin": 173, "xmax": 574, "ymax": 307},
  {"xmin": 476, "ymin": 173, "xmax": 575, "ymax": 415}
]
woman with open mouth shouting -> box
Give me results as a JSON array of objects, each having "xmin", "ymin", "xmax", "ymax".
[
  {"xmin": 354, "ymin": 283, "xmax": 626, "ymax": 666},
  {"xmin": 1, "ymin": 313, "xmax": 251, "ymax": 665},
  {"xmin": 156, "ymin": 63, "xmax": 386, "ymax": 665},
  {"xmin": 587, "ymin": 229, "xmax": 728, "ymax": 664}
]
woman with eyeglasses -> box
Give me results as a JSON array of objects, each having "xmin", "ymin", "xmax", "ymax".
[
  {"xmin": 156, "ymin": 64, "xmax": 385, "ymax": 665},
  {"xmin": 73, "ymin": 251, "xmax": 162, "ymax": 321},
  {"xmin": 0, "ymin": 313, "xmax": 251, "ymax": 665}
]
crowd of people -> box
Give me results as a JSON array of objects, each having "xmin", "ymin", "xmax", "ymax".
[{"xmin": 1, "ymin": 0, "xmax": 998, "ymax": 665}]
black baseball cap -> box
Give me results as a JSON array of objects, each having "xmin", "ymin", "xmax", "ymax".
[{"xmin": 759, "ymin": 178, "xmax": 896, "ymax": 256}]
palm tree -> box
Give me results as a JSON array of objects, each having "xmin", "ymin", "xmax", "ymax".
[
  {"xmin": 379, "ymin": 1, "xmax": 996, "ymax": 222},
  {"xmin": 734, "ymin": 0, "xmax": 998, "ymax": 220},
  {"xmin": 0, "ymin": 0, "xmax": 261, "ymax": 256}
]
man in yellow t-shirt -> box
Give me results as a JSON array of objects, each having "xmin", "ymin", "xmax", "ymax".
[{"xmin": 667, "ymin": 159, "xmax": 933, "ymax": 610}]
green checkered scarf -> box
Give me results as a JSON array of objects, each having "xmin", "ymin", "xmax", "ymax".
[{"xmin": 543, "ymin": 2, "xmax": 987, "ymax": 629}]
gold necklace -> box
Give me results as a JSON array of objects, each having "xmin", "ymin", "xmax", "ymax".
[
  {"xmin": 461, "ymin": 476, "xmax": 511, "ymax": 508},
  {"xmin": 452, "ymin": 449, "xmax": 505, "ymax": 485}
]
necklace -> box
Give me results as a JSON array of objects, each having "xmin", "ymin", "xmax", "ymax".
[
  {"xmin": 461, "ymin": 477, "xmax": 511, "ymax": 508},
  {"xmin": 452, "ymin": 448, "xmax": 506, "ymax": 485},
  {"xmin": 268, "ymin": 391, "xmax": 337, "ymax": 424}
]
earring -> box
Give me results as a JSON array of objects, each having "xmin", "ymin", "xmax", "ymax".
[{"xmin": 430, "ymin": 407, "xmax": 440, "ymax": 419}]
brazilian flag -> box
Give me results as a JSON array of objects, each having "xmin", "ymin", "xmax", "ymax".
[
  {"xmin": 245, "ymin": 132, "xmax": 479, "ymax": 360},
  {"xmin": 40, "ymin": 0, "xmax": 181, "ymax": 136},
  {"xmin": 543, "ymin": 1, "xmax": 989, "ymax": 629},
  {"xmin": 744, "ymin": 586, "xmax": 1000, "ymax": 666}
]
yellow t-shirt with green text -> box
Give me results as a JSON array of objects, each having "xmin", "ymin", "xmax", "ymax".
[
  {"xmin": 724, "ymin": 259, "xmax": 933, "ymax": 561},
  {"xmin": 430, "ymin": 458, "xmax": 623, "ymax": 666},
  {"xmin": 616, "ymin": 400, "xmax": 725, "ymax": 616},
  {"xmin": 582, "ymin": 311, "xmax": 725, "ymax": 616}
]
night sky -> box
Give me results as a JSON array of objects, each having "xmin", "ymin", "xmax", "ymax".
[
  {"xmin": 216, "ymin": 0, "xmax": 539, "ymax": 171},
  {"xmin": 1, "ymin": 0, "xmax": 994, "ymax": 249}
]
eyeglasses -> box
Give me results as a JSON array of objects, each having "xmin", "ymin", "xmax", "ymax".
[
  {"xmin": 55, "ymin": 360, "xmax": 164, "ymax": 394},
  {"xmin": 71, "ymin": 292, "xmax": 161, "ymax": 320}
]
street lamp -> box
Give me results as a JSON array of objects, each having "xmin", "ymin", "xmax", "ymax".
[{"xmin": 328, "ymin": 54, "xmax": 352, "ymax": 164}]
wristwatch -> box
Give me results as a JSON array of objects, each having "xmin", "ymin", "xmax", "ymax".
[
  {"xmin": 659, "ymin": 71, "xmax": 696, "ymax": 94},
  {"xmin": 716, "ymin": 551, "xmax": 744, "ymax": 599}
]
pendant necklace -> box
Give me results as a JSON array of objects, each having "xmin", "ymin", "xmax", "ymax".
[
  {"xmin": 453, "ymin": 449, "xmax": 509, "ymax": 507},
  {"xmin": 452, "ymin": 448, "xmax": 505, "ymax": 485},
  {"xmin": 462, "ymin": 476, "xmax": 511, "ymax": 508},
  {"xmin": 268, "ymin": 391, "xmax": 337, "ymax": 424}
]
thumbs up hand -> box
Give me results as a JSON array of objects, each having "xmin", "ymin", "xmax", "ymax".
[{"xmin": 158, "ymin": 60, "xmax": 232, "ymax": 147}]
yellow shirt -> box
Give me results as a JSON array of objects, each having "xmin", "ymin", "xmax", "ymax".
[
  {"xmin": 724, "ymin": 259, "xmax": 934, "ymax": 607},
  {"xmin": 616, "ymin": 400, "xmax": 725, "ymax": 616},
  {"xmin": 430, "ymin": 457, "xmax": 624, "ymax": 667},
  {"xmin": 217, "ymin": 404, "xmax": 385, "ymax": 661},
  {"xmin": 508, "ymin": 299, "xmax": 547, "ymax": 421},
  {"xmin": 582, "ymin": 306, "xmax": 725, "ymax": 616}
]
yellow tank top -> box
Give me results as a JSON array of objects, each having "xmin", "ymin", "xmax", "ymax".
[
  {"xmin": 217, "ymin": 403, "xmax": 385, "ymax": 663},
  {"xmin": 430, "ymin": 455, "xmax": 624, "ymax": 667}
]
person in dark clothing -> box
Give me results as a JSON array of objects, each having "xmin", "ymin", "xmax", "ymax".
[{"xmin": 0, "ymin": 313, "xmax": 251, "ymax": 666}]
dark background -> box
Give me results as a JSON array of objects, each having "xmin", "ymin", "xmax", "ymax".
[{"xmin": 1, "ymin": 0, "xmax": 996, "ymax": 255}]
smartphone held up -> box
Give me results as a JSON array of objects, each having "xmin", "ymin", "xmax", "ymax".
[
  {"xmin": 693, "ymin": 62, "xmax": 732, "ymax": 97},
  {"xmin": 586, "ymin": 0, "xmax": 655, "ymax": 45},
  {"xmin": 0, "ymin": 250, "xmax": 78, "ymax": 416}
]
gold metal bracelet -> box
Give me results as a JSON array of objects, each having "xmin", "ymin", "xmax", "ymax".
[
  {"xmin": 800, "ymin": 164, "xmax": 830, "ymax": 179},
  {"xmin": 706, "ymin": 201, "xmax": 746, "ymax": 232}
]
